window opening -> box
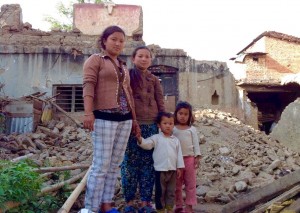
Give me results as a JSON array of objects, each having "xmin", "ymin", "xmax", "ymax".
[{"xmin": 53, "ymin": 85, "xmax": 84, "ymax": 112}]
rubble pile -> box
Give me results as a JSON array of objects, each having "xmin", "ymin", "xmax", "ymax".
[
  {"xmin": 194, "ymin": 109, "xmax": 300, "ymax": 204},
  {"xmin": 0, "ymin": 120, "xmax": 92, "ymax": 166},
  {"xmin": 1, "ymin": 108, "xmax": 300, "ymax": 210}
]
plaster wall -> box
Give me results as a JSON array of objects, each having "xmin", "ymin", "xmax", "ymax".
[
  {"xmin": 0, "ymin": 44, "xmax": 241, "ymax": 119},
  {"xmin": 0, "ymin": 53, "xmax": 84, "ymax": 97}
]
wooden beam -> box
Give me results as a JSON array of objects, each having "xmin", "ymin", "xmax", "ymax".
[
  {"xmin": 34, "ymin": 164, "xmax": 90, "ymax": 173},
  {"xmin": 250, "ymin": 184, "xmax": 300, "ymax": 213},
  {"xmin": 221, "ymin": 169, "xmax": 300, "ymax": 213}
]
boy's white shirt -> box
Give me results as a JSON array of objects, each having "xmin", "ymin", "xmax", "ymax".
[
  {"xmin": 138, "ymin": 132, "xmax": 185, "ymax": 171},
  {"xmin": 173, "ymin": 126, "xmax": 201, "ymax": 157}
]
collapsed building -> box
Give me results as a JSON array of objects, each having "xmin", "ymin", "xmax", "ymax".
[
  {"xmin": 231, "ymin": 31, "xmax": 300, "ymax": 132},
  {"xmin": 1, "ymin": 3, "xmax": 300, "ymax": 151},
  {"xmin": 230, "ymin": 31, "xmax": 300, "ymax": 151},
  {"xmin": 0, "ymin": 3, "xmax": 240, "ymax": 131},
  {"xmin": 2, "ymin": 3, "xmax": 300, "ymax": 212}
]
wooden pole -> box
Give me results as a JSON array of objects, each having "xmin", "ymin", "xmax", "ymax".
[
  {"xmin": 11, "ymin": 153, "xmax": 34, "ymax": 162},
  {"xmin": 49, "ymin": 100, "xmax": 83, "ymax": 128},
  {"xmin": 30, "ymin": 95, "xmax": 83, "ymax": 127},
  {"xmin": 39, "ymin": 169, "xmax": 88, "ymax": 195},
  {"xmin": 34, "ymin": 164, "xmax": 90, "ymax": 173},
  {"xmin": 58, "ymin": 167, "xmax": 91, "ymax": 213}
]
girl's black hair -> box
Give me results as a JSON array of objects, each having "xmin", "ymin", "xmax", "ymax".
[
  {"xmin": 97, "ymin": 25, "xmax": 125, "ymax": 50},
  {"xmin": 174, "ymin": 101, "xmax": 194, "ymax": 126},
  {"xmin": 129, "ymin": 46, "xmax": 152, "ymax": 89},
  {"xmin": 156, "ymin": 111, "xmax": 174, "ymax": 124}
]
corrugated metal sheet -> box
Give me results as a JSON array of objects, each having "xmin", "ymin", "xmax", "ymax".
[
  {"xmin": 3, "ymin": 101, "xmax": 34, "ymax": 134},
  {"xmin": 5, "ymin": 115, "xmax": 33, "ymax": 134}
]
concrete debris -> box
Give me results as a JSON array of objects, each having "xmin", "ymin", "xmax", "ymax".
[{"xmin": 1, "ymin": 108, "xmax": 300, "ymax": 211}]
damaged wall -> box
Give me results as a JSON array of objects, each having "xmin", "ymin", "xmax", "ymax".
[
  {"xmin": 0, "ymin": 4, "xmax": 242, "ymax": 121},
  {"xmin": 236, "ymin": 32, "xmax": 300, "ymax": 83},
  {"xmin": 270, "ymin": 98, "xmax": 300, "ymax": 152},
  {"xmin": 73, "ymin": 3, "xmax": 143, "ymax": 38},
  {"xmin": 232, "ymin": 31, "xmax": 300, "ymax": 130}
]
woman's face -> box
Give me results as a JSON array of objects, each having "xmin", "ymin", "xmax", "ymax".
[
  {"xmin": 103, "ymin": 32, "xmax": 125, "ymax": 57},
  {"xmin": 132, "ymin": 49, "xmax": 152, "ymax": 71}
]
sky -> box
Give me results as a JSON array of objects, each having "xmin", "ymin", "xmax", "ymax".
[{"xmin": 1, "ymin": 0, "xmax": 300, "ymax": 62}]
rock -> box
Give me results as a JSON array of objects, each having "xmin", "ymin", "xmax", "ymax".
[
  {"xmin": 234, "ymin": 181, "xmax": 247, "ymax": 192},
  {"xmin": 205, "ymin": 190, "xmax": 221, "ymax": 202},
  {"xmin": 197, "ymin": 185, "xmax": 210, "ymax": 197}
]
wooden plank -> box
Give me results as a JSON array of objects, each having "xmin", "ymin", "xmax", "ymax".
[
  {"xmin": 221, "ymin": 169, "xmax": 300, "ymax": 213},
  {"xmin": 250, "ymin": 184, "xmax": 300, "ymax": 213}
]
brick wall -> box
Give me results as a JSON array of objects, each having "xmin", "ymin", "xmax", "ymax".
[{"xmin": 245, "ymin": 37, "xmax": 300, "ymax": 81}]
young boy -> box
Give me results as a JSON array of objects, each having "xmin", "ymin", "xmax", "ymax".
[{"xmin": 136, "ymin": 112, "xmax": 185, "ymax": 213}]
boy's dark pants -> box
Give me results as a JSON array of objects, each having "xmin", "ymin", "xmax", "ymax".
[{"xmin": 155, "ymin": 170, "xmax": 177, "ymax": 211}]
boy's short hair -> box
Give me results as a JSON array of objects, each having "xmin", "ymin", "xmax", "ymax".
[{"xmin": 156, "ymin": 111, "xmax": 174, "ymax": 124}]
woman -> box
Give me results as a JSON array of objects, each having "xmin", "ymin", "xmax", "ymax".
[
  {"xmin": 82, "ymin": 25, "xmax": 138, "ymax": 213},
  {"xmin": 121, "ymin": 46, "xmax": 165, "ymax": 213}
]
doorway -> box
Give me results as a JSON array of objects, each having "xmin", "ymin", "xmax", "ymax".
[{"xmin": 148, "ymin": 65, "xmax": 178, "ymax": 112}]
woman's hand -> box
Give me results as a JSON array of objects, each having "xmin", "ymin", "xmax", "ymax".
[
  {"xmin": 83, "ymin": 114, "xmax": 95, "ymax": 131},
  {"xmin": 131, "ymin": 120, "xmax": 141, "ymax": 136}
]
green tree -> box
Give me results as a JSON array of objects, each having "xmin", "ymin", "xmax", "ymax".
[{"xmin": 44, "ymin": 0, "xmax": 103, "ymax": 31}]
